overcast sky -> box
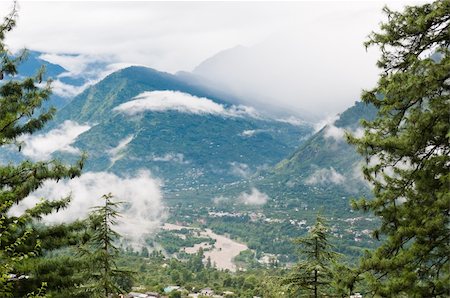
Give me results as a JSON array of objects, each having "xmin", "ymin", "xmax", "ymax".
[{"xmin": 0, "ymin": 1, "xmax": 421, "ymax": 120}]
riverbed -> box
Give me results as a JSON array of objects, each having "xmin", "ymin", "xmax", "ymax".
[{"xmin": 161, "ymin": 223, "xmax": 248, "ymax": 272}]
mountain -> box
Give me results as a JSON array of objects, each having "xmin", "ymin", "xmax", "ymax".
[
  {"xmin": 191, "ymin": 45, "xmax": 320, "ymax": 122},
  {"xmin": 15, "ymin": 51, "xmax": 68, "ymax": 109},
  {"xmin": 54, "ymin": 66, "xmax": 230, "ymax": 124},
  {"xmin": 51, "ymin": 66, "xmax": 312, "ymax": 197},
  {"xmin": 190, "ymin": 36, "xmax": 378, "ymax": 121},
  {"xmin": 17, "ymin": 51, "xmax": 66, "ymax": 79},
  {"xmin": 251, "ymin": 101, "xmax": 378, "ymax": 210},
  {"xmin": 15, "ymin": 51, "xmax": 95, "ymax": 109}
]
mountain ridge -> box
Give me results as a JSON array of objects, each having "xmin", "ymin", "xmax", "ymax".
[
  {"xmin": 48, "ymin": 65, "xmax": 312, "ymax": 196},
  {"xmin": 253, "ymin": 101, "xmax": 378, "ymax": 201}
]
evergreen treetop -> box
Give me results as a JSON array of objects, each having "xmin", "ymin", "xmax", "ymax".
[
  {"xmin": 281, "ymin": 216, "xmax": 339, "ymax": 298},
  {"xmin": 0, "ymin": 3, "xmax": 85, "ymax": 296},
  {"xmin": 78, "ymin": 193, "xmax": 132, "ymax": 297},
  {"xmin": 348, "ymin": 1, "xmax": 449, "ymax": 296}
]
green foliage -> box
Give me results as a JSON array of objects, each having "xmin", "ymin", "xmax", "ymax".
[
  {"xmin": 206, "ymin": 216, "xmax": 298, "ymax": 262},
  {"xmin": 77, "ymin": 194, "xmax": 133, "ymax": 297},
  {"xmin": 0, "ymin": 5, "xmax": 84, "ymax": 297},
  {"xmin": 233, "ymin": 250, "xmax": 259, "ymax": 269},
  {"xmin": 155, "ymin": 229, "xmax": 214, "ymax": 255},
  {"xmin": 14, "ymin": 253, "xmax": 89, "ymax": 298},
  {"xmin": 169, "ymin": 290, "xmax": 181, "ymax": 298},
  {"xmin": 120, "ymin": 250, "xmax": 279, "ymax": 297},
  {"xmin": 263, "ymin": 101, "xmax": 377, "ymax": 182},
  {"xmin": 281, "ymin": 216, "xmax": 339, "ymax": 297},
  {"xmin": 348, "ymin": 1, "xmax": 450, "ymax": 296},
  {"xmin": 50, "ymin": 65, "xmax": 311, "ymax": 196}
]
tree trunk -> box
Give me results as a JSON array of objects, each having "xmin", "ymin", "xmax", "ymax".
[{"xmin": 314, "ymin": 269, "xmax": 318, "ymax": 298}]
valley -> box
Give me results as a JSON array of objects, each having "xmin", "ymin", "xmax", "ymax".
[
  {"xmin": 1, "ymin": 2, "xmax": 447, "ymax": 297},
  {"xmin": 161, "ymin": 223, "xmax": 248, "ymax": 272},
  {"xmin": 2, "ymin": 55, "xmax": 379, "ymax": 264}
]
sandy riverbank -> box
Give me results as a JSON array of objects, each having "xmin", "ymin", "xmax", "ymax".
[{"xmin": 161, "ymin": 223, "xmax": 248, "ymax": 272}]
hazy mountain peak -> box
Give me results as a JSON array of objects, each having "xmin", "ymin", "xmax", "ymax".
[{"xmin": 193, "ymin": 45, "xmax": 248, "ymax": 74}]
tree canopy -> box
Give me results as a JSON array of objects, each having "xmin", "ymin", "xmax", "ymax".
[
  {"xmin": 0, "ymin": 4, "xmax": 85, "ymax": 296},
  {"xmin": 78, "ymin": 194, "xmax": 132, "ymax": 297},
  {"xmin": 281, "ymin": 216, "xmax": 339, "ymax": 297},
  {"xmin": 348, "ymin": 1, "xmax": 450, "ymax": 296}
]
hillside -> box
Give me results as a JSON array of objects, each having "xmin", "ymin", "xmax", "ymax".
[
  {"xmin": 49, "ymin": 66, "xmax": 312, "ymax": 195},
  {"xmin": 16, "ymin": 51, "xmax": 93, "ymax": 108},
  {"xmin": 256, "ymin": 101, "xmax": 378, "ymax": 200}
]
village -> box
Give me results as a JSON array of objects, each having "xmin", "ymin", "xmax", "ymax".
[
  {"xmin": 125, "ymin": 286, "xmax": 237, "ymax": 298},
  {"xmin": 124, "ymin": 287, "xmax": 364, "ymax": 298}
]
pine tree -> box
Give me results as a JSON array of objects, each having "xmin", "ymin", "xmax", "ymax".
[
  {"xmin": 0, "ymin": 3, "xmax": 85, "ymax": 296},
  {"xmin": 281, "ymin": 216, "xmax": 338, "ymax": 297},
  {"xmin": 348, "ymin": 1, "xmax": 450, "ymax": 296},
  {"xmin": 78, "ymin": 193, "xmax": 132, "ymax": 297}
]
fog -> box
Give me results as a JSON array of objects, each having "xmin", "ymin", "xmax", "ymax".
[
  {"xmin": 19, "ymin": 120, "xmax": 90, "ymax": 160},
  {"xmin": 0, "ymin": 1, "xmax": 418, "ymax": 120},
  {"xmin": 113, "ymin": 90, "xmax": 259, "ymax": 117},
  {"xmin": 10, "ymin": 171, "xmax": 166, "ymax": 247}
]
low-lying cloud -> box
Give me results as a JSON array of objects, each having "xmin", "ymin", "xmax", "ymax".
[
  {"xmin": 314, "ymin": 115, "xmax": 339, "ymax": 132},
  {"xmin": 239, "ymin": 129, "xmax": 269, "ymax": 137},
  {"xmin": 40, "ymin": 53, "xmax": 148, "ymax": 98},
  {"xmin": 108, "ymin": 135, "xmax": 134, "ymax": 165},
  {"xmin": 150, "ymin": 152, "xmax": 189, "ymax": 164},
  {"xmin": 212, "ymin": 196, "xmax": 231, "ymax": 205},
  {"xmin": 276, "ymin": 116, "xmax": 309, "ymax": 126},
  {"xmin": 40, "ymin": 53, "xmax": 112, "ymax": 78},
  {"xmin": 237, "ymin": 187, "xmax": 269, "ymax": 205},
  {"xmin": 324, "ymin": 125, "xmax": 346, "ymax": 142},
  {"xmin": 212, "ymin": 187, "xmax": 269, "ymax": 206},
  {"xmin": 305, "ymin": 167, "xmax": 346, "ymax": 186},
  {"xmin": 10, "ymin": 170, "xmax": 166, "ymax": 247},
  {"xmin": 230, "ymin": 162, "xmax": 252, "ymax": 178},
  {"xmin": 323, "ymin": 124, "xmax": 365, "ymax": 143},
  {"xmin": 113, "ymin": 90, "xmax": 260, "ymax": 118},
  {"xmin": 50, "ymin": 79, "xmax": 89, "ymax": 98},
  {"xmin": 19, "ymin": 120, "xmax": 91, "ymax": 160}
]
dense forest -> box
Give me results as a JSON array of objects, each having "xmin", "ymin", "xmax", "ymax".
[{"xmin": 0, "ymin": 0, "xmax": 449, "ymax": 297}]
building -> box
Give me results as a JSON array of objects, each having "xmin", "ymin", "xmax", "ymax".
[{"xmin": 200, "ymin": 288, "xmax": 214, "ymax": 296}]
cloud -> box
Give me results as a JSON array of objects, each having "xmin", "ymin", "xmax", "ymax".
[
  {"xmin": 317, "ymin": 111, "xmax": 365, "ymax": 143},
  {"xmin": 351, "ymin": 153, "xmax": 413, "ymax": 191},
  {"xmin": 240, "ymin": 130, "xmax": 258, "ymax": 137},
  {"xmin": 19, "ymin": 120, "xmax": 91, "ymax": 160},
  {"xmin": 314, "ymin": 114, "xmax": 339, "ymax": 132},
  {"xmin": 237, "ymin": 187, "xmax": 269, "ymax": 205},
  {"xmin": 113, "ymin": 90, "xmax": 260, "ymax": 118},
  {"xmin": 352, "ymin": 127, "xmax": 365, "ymax": 138},
  {"xmin": 324, "ymin": 125, "xmax": 346, "ymax": 142},
  {"xmin": 150, "ymin": 152, "xmax": 189, "ymax": 164},
  {"xmin": 10, "ymin": 170, "xmax": 166, "ymax": 247},
  {"xmin": 276, "ymin": 116, "xmax": 309, "ymax": 126},
  {"xmin": 50, "ymin": 79, "xmax": 89, "ymax": 98},
  {"xmin": 108, "ymin": 135, "xmax": 134, "ymax": 165},
  {"xmin": 324, "ymin": 124, "xmax": 365, "ymax": 142},
  {"xmin": 230, "ymin": 162, "xmax": 252, "ymax": 178},
  {"xmin": 351, "ymin": 161, "xmax": 373, "ymax": 189},
  {"xmin": 39, "ymin": 53, "xmax": 112, "ymax": 77},
  {"xmin": 40, "ymin": 53, "xmax": 148, "ymax": 98},
  {"xmin": 212, "ymin": 187, "xmax": 270, "ymax": 206},
  {"xmin": 305, "ymin": 167, "xmax": 346, "ymax": 186},
  {"xmin": 212, "ymin": 196, "xmax": 231, "ymax": 205},
  {"xmin": 227, "ymin": 105, "xmax": 261, "ymax": 118},
  {"xmin": 239, "ymin": 129, "xmax": 268, "ymax": 137},
  {"xmin": 2, "ymin": 1, "xmax": 417, "ymax": 119}
]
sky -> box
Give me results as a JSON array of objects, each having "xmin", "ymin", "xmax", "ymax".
[{"xmin": 0, "ymin": 0, "xmax": 421, "ymax": 119}]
